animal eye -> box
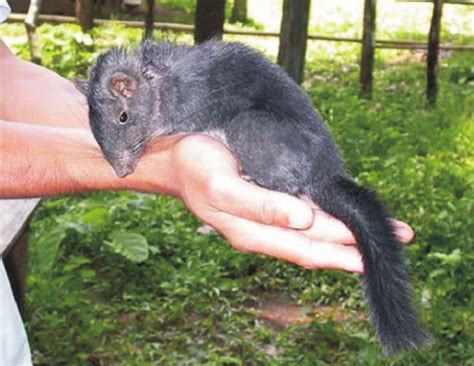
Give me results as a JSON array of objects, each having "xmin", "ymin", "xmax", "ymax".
[{"xmin": 119, "ymin": 111, "xmax": 128, "ymax": 124}]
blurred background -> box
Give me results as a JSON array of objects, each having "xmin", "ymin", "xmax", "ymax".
[{"xmin": 1, "ymin": 1, "xmax": 473, "ymax": 364}]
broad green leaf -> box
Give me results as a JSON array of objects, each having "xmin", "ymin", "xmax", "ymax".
[
  {"xmin": 81, "ymin": 207, "xmax": 110, "ymax": 225},
  {"xmin": 63, "ymin": 256, "xmax": 91, "ymax": 272},
  {"xmin": 149, "ymin": 246, "xmax": 160, "ymax": 255},
  {"xmin": 79, "ymin": 269, "xmax": 96, "ymax": 281},
  {"xmin": 58, "ymin": 220, "xmax": 88, "ymax": 234},
  {"xmin": 429, "ymin": 268, "xmax": 446, "ymax": 279},
  {"xmin": 34, "ymin": 226, "xmax": 66, "ymax": 273},
  {"xmin": 105, "ymin": 231, "xmax": 149, "ymax": 263},
  {"xmin": 429, "ymin": 249, "xmax": 463, "ymax": 267}
]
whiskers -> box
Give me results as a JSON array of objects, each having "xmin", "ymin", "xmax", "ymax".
[{"xmin": 130, "ymin": 134, "xmax": 149, "ymax": 154}]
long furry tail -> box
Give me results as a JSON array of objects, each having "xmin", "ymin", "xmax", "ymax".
[{"xmin": 310, "ymin": 175, "xmax": 429, "ymax": 354}]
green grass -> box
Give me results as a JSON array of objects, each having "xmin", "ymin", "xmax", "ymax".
[{"xmin": 1, "ymin": 3, "xmax": 473, "ymax": 364}]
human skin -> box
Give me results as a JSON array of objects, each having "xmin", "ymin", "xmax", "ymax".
[{"xmin": 0, "ymin": 40, "xmax": 414, "ymax": 273}]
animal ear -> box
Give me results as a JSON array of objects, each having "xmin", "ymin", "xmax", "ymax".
[
  {"xmin": 74, "ymin": 79, "xmax": 89, "ymax": 96},
  {"xmin": 110, "ymin": 72, "xmax": 137, "ymax": 98}
]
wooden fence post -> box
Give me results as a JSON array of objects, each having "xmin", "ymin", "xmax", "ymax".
[
  {"xmin": 427, "ymin": 0, "xmax": 444, "ymax": 105},
  {"xmin": 144, "ymin": 0, "xmax": 154, "ymax": 39},
  {"xmin": 359, "ymin": 0, "xmax": 377, "ymax": 99},
  {"xmin": 277, "ymin": 0, "xmax": 311, "ymax": 85},
  {"xmin": 75, "ymin": 0, "xmax": 94, "ymax": 32},
  {"xmin": 24, "ymin": 0, "xmax": 43, "ymax": 64},
  {"xmin": 194, "ymin": 0, "xmax": 226, "ymax": 44},
  {"xmin": 231, "ymin": 0, "xmax": 247, "ymax": 23},
  {"xmin": 0, "ymin": 198, "xmax": 41, "ymax": 317},
  {"xmin": 4, "ymin": 231, "xmax": 30, "ymax": 316}
]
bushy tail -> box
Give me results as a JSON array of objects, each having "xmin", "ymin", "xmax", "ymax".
[{"xmin": 310, "ymin": 175, "xmax": 429, "ymax": 354}]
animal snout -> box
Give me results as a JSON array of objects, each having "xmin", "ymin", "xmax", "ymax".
[
  {"xmin": 113, "ymin": 164, "xmax": 135, "ymax": 178},
  {"xmin": 111, "ymin": 151, "xmax": 138, "ymax": 178}
]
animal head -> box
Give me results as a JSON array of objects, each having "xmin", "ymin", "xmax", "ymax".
[{"xmin": 76, "ymin": 47, "xmax": 158, "ymax": 178}]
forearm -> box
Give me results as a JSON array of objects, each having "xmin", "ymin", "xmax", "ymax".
[
  {"xmin": 0, "ymin": 40, "xmax": 88, "ymax": 129},
  {"xmin": 0, "ymin": 120, "xmax": 178, "ymax": 198}
]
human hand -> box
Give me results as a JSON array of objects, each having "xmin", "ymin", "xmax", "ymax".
[
  {"xmin": 0, "ymin": 111, "xmax": 413, "ymax": 271},
  {"xmin": 158, "ymin": 135, "xmax": 415, "ymax": 273}
]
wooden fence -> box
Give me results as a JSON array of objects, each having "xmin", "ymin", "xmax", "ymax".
[
  {"xmin": 7, "ymin": 0, "xmax": 474, "ymax": 104},
  {"xmin": 8, "ymin": 13, "xmax": 474, "ymax": 52}
]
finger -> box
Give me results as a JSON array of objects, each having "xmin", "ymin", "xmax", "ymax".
[
  {"xmin": 301, "ymin": 212, "xmax": 415, "ymax": 245},
  {"xmin": 216, "ymin": 213, "xmax": 364, "ymax": 273},
  {"xmin": 209, "ymin": 176, "xmax": 314, "ymax": 230},
  {"xmin": 302, "ymin": 209, "xmax": 356, "ymax": 244}
]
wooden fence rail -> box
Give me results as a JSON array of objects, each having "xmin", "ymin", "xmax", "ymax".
[
  {"xmin": 397, "ymin": 0, "xmax": 474, "ymax": 4},
  {"xmin": 6, "ymin": 13, "xmax": 474, "ymax": 52}
]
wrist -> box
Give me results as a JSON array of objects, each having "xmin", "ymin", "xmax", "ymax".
[
  {"xmin": 123, "ymin": 135, "xmax": 190, "ymax": 197},
  {"xmin": 63, "ymin": 130, "xmax": 125, "ymax": 193}
]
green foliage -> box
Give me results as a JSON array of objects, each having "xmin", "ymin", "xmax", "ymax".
[
  {"xmin": 115, "ymin": 0, "xmax": 262, "ymax": 29},
  {"xmin": 156, "ymin": 0, "xmax": 195, "ymax": 14},
  {"xmin": 105, "ymin": 231, "xmax": 150, "ymax": 263},
  {"xmin": 0, "ymin": 9, "xmax": 473, "ymax": 365}
]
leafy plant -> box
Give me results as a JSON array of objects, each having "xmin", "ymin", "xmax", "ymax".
[{"xmin": 0, "ymin": 8, "xmax": 472, "ymax": 364}]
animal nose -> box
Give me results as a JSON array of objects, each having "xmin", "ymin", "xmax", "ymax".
[
  {"xmin": 111, "ymin": 150, "xmax": 138, "ymax": 178},
  {"xmin": 113, "ymin": 163, "xmax": 135, "ymax": 178}
]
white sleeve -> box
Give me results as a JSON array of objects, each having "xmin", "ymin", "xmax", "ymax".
[
  {"xmin": 0, "ymin": 0, "xmax": 11, "ymax": 24},
  {"xmin": 0, "ymin": 260, "xmax": 32, "ymax": 365}
]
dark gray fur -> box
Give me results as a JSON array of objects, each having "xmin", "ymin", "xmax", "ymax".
[{"xmin": 77, "ymin": 39, "xmax": 429, "ymax": 353}]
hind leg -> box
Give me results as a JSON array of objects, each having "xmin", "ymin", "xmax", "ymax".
[{"xmin": 222, "ymin": 110, "xmax": 314, "ymax": 195}]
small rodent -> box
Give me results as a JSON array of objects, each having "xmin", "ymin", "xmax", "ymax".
[{"xmin": 76, "ymin": 40, "xmax": 428, "ymax": 353}]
